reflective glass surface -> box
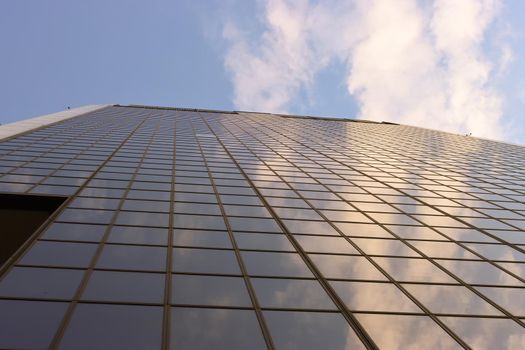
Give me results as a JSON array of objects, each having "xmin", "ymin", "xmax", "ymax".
[
  {"xmin": 0, "ymin": 300, "xmax": 68, "ymax": 349},
  {"xmin": 171, "ymin": 274, "xmax": 251, "ymax": 307},
  {"xmin": 82, "ymin": 270, "xmax": 165, "ymax": 303},
  {"xmin": 440, "ymin": 317, "xmax": 525, "ymax": 350},
  {"xmin": 172, "ymin": 248, "xmax": 241, "ymax": 275},
  {"xmin": 436, "ymin": 259, "xmax": 523, "ymax": 286},
  {"xmin": 356, "ymin": 314, "xmax": 460, "ymax": 349},
  {"xmin": 59, "ymin": 304, "xmax": 163, "ymax": 350},
  {"xmin": 242, "ymin": 251, "xmax": 313, "ymax": 277},
  {"xmin": 107, "ymin": 226, "xmax": 168, "ymax": 246},
  {"xmin": 0, "ymin": 267, "xmax": 83, "ymax": 300},
  {"xmin": 251, "ymin": 278, "xmax": 336, "ymax": 309},
  {"xmin": 1, "ymin": 106, "xmax": 525, "ymax": 348},
  {"xmin": 476, "ymin": 287, "xmax": 525, "ymax": 317},
  {"xmin": 373, "ymin": 257, "xmax": 456, "ymax": 283},
  {"xmin": 403, "ymin": 284, "xmax": 502, "ymax": 315},
  {"xmin": 19, "ymin": 241, "xmax": 97, "ymax": 268},
  {"xmin": 264, "ymin": 311, "xmax": 365, "ymax": 349},
  {"xmin": 311, "ymin": 254, "xmax": 387, "ymax": 280},
  {"xmin": 170, "ymin": 308, "xmax": 266, "ymax": 350},
  {"xmin": 97, "ymin": 245, "xmax": 167, "ymax": 272},
  {"xmin": 331, "ymin": 281, "xmax": 420, "ymax": 312}
]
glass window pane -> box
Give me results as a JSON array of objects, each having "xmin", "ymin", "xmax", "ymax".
[
  {"xmin": 386, "ymin": 225, "xmax": 445, "ymax": 240},
  {"xmin": 463, "ymin": 243, "xmax": 525, "ymax": 262},
  {"xmin": 234, "ymin": 232, "xmax": 294, "ymax": 251},
  {"xmin": 82, "ymin": 271, "xmax": 165, "ymax": 303},
  {"xmin": 0, "ymin": 267, "xmax": 83, "ymax": 300},
  {"xmin": 321, "ymin": 210, "xmax": 372, "ymax": 223},
  {"xmin": 56, "ymin": 208, "xmax": 114, "ymax": 224},
  {"xmin": 0, "ymin": 300, "xmax": 68, "ymax": 350},
  {"xmin": 172, "ymin": 248, "xmax": 240, "ymax": 274},
  {"xmin": 373, "ymin": 257, "xmax": 455, "ymax": 283},
  {"xmin": 19, "ymin": 241, "xmax": 97, "ymax": 268},
  {"xmin": 353, "ymin": 202, "xmax": 398, "ymax": 213},
  {"xmin": 229, "ymin": 217, "xmax": 282, "ymax": 233},
  {"xmin": 174, "ymin": 202, "xmax": 221, "ymax": 215},
  {"xmin": 356, "ymin": 314, "xmax": 460, "ymax": 349},
  {"xmin": 437, "ymin": 228, "xmax": 497, "ymax": 243},
  {"xmin": 436, "ymin": 260, "xmax": 523, "ymax": 286},
  {"xmin": 173, "ymin": 214, "xmax": 226, "ymax": 230},
  {"xmin": 274, "ymin": 208, "xmax": 323, "ymax": 220},
  {"xmin": 69, "ymin": 197, "xmax": 120, "ymax": 210},
  {"xmin": 264, "ymin": 311, "xmax": 365, "ymax": 350},
  {"xmin": 295, "ymin": 235, "xmax": 358, "ymax": 254},
  {"xmin": 175, "ymin": 192, "xmax": 217, "ymax": 203},
  {"xmin": 335, "ymin": 223, "xmax": 393, "ymax": 238},
  {"xmin": 59, "ymin": 304, "xmax": 163, "ymax": 350},
  {"xmin": 331, "ymin": 281, "xmax": 420, "ymax": 312},
  {"xmin": 171, "ymin": 275, "xmax": 251, "ymax": 307},
  {"xmin": 241, "ymin": 251, "xmax": 313, "ymax": 277},
  {"xmin": 107, "ymin": 226, "xmax": 168, "ymax": 246},
  {"xmin": 310, "ymin": 254, "xmax": 386, "ymax": 280},
  {"xmin": 42, "ymin": 223, "xmax": 106, "ymax": 242},
  {"xmin": 308, "ymin": 200, "xmax": 354, "ymax": 211},
  {"xmin": 440, "ymin": 317, "xmax": 525, "ymax": 350},
  {"xmin": 170, "ymin": 308, "xmax": 266, "ymax": 350},
  {"xmin": 122, "ymin": 200, "xmax": 170, "ymax": 213},
  {"xmin": 368, "ymin": 213, "xmax": 421, "ymax": 225},
  {"xmin": 220, "ymin": 195, "xmax": 262, "ymax": 206},
  {"xmin": 96, "ymin": 245, "xmax": 167, "ymax": 272},
  {"xmin": 266, "ymin": 197, "xmax": 309, "ymax": 208},
  {"xmin": 412, "ymin": 215, "xmax": 467, "ymax": 228},
  {"xmin": 409, "ymin": 241, "xmax": 478, "ymax": 259},
  {"xmin": 173, "ymin": 229, "xmax": 232, "ymax": 249},
  {"xmin": 283, "ymin": 219, "xmax": 339, "ymax": 235},
  {"xmin": 477, "ymin": 286, "xmax": 525, "ymax": 317},
  {"xmin": 224, "ymin": 205, "xmax": 272, "ymax": 218},
  {"xmin": 116, "ymin": 211, "xmax": 169, "ymax": 227},
  {"xmin": 352, "ymin": 238, "xmax": 419, "ymax": 257},
  {"xmin": 404, "ymin": 284, "xmax": 502, "ymax": 315},
  {"xmin": 252, "ymin": 278, "xmax": 336, "ymax": 309}
]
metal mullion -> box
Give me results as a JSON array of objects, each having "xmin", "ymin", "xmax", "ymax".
[
  {"xmin": 49, "ymin": 113, "xmax": 162, "ymax": 349},
  {"xmin": 161, "ymin": 116, "xmax": 176, "ymax": 350},
  {"xmin": 200, "ymin": 115, "xmax": 379, "ymax": 350},
  {"xmin": 192, "ymin": 115, "xmax": 276, "ymax": 350}
]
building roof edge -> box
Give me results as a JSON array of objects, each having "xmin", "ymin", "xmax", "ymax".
[{"xmin": 0, "ymin": 105, "xmax": 111, "ymax": 142}]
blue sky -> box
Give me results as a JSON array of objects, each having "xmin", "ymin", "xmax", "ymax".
[{"xmin": 1, "ymin": 0, "xmax": 524, "ymax": 144}]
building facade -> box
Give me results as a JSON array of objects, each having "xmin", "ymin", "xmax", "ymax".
[{"xmin": 0, "ymin": 105, "xmax": 524, "ymax": 349}]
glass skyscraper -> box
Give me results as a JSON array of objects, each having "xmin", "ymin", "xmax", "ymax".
[{"xmin": 0, "ymin": 105, "xmax": 524, "ymax": 349}]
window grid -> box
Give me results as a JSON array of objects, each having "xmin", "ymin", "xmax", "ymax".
[{"xmin": 0, "ymin": 106, "xmax": 524, "ymax": 349}]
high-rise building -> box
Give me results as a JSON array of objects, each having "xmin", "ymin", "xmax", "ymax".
[{"xmin": 0, "ymin": 104, "xmax": 524, "ymax": 349}]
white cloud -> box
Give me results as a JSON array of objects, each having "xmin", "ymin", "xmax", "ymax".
[
  {"xmin": 222, "ymin": 0, "xmax": 512, "ymax": 140},
  {"xmin": 223, "ymin": 0, "xmax": 315, "ymax": 112}
]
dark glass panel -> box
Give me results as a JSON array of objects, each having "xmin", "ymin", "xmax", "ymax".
[
  {"xmin": 0, "ymin": 300, "xmax": 68, "ymax": 350},
  {"xmin": 58, "ymin": 304, "xmax": 163, "ymax": 350},
  {"xmin": 82, "ymin": 270, "xmax": 165, "ymax": 303},
  {"xmin": 171, "ymin": 274, "xmax": 251, "ymax": 307},
  {"xmin": 264, "ymin": 311, "xmax": 365, "ymax": 350},
  {"xmin": 170, "ymin": 308, "xmax": 266, "ymax": 350}
]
